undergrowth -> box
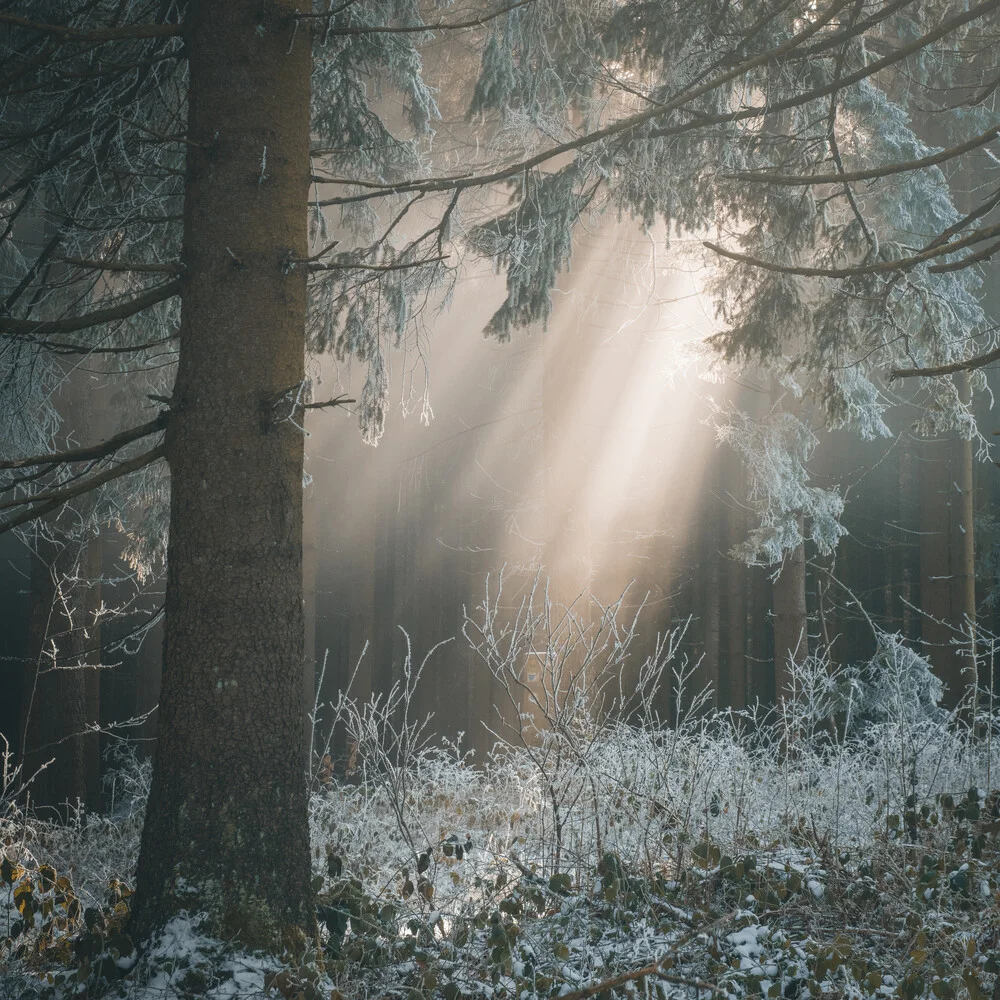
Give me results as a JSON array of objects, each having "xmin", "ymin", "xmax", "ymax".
[{"xmin": 2, "ymin": 580, "xmax": 1000, "ymax": 1000}]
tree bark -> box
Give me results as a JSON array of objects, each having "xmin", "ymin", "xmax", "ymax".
[{"xmin": 131, "ymin": 0, "xmax": 314, "ymax": 948}]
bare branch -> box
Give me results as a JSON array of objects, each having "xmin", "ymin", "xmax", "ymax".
[
  {"xmin": 555, "ymin": 911, "xmax": 736, "ymax": 1000},
  {"xmin": 928, "ymin": 237, "xmax": 1000, "ymax": 273},
  {"xmin": 303, "ymin": 395, "xmax": 355, "ymax": 410}
]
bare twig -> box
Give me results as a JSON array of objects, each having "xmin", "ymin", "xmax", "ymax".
[{"xmin": 303, "ymin": 394, "xmax": 355, "ymax": 410}]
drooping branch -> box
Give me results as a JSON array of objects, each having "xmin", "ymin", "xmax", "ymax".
[
  {"xmin": 0, "ymin": 414, "xmax": 168, "ymax": 472},
  {"xmin": 890, "ymin": 346, "xmax": 1000, "ymax": 380},
  {"xmin": 724, "ymin": 125, "xmax": 1000, "ymax": 186},
  {"xmin": 704, "ymin": 220, "xmax": 1000, "ymax": 278},
  {"xmin": 928, "ymin": 238, "xmax": 1000, "ymax": 273},
  {"xmin": 0, "ymin": 444, "xmax": 167, "ymax": 536},
  {"xmin": 0, "ymin": 279, "xmax": 181, "ymax": 339},
  {"xmin": 316, "ymin": 0, "xmax": 857, "ymax": 206}
]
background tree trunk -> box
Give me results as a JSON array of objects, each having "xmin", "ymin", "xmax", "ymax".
[
  {"xmin": 952, "ymin": 376, "xmax": 977, "ymax": 711},
  {"xmin": 698, "ymin": 481, "xmax": 721, "ymax": 710},
  {"xmin": 131, "ymin": 0, "xmax": 314, "ymax": 948},
  {"xmin": 723, "ymin": 459, "xmax": 747, "ymax": 710},
  {"xmin": 772, "ymin": 523, "xmax": 807, "ymax": 703},
  {"xmin": 919, "ymin": 402, "xmax": 977, "ymax": 713}
]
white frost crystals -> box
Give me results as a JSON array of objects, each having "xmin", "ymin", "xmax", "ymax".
[{"xmin": 712, "ymin": 404, "xmax": 846, "ymax": 565}]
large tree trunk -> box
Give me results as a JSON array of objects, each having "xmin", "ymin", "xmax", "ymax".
[{"xmin": 131, "ymin": 0, "xmax": 314, "ymax": 948}]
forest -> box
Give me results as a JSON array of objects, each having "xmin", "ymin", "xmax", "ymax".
[{"xmin": 2, "ymin": 1, "xmax": 1000, "ymax": 999}]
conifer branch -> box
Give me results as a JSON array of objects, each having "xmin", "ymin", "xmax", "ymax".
[
  {"xmin": 306, "ymin": 255, "xmax": 448, "ymax": 272},
  {"xmin": 299, "ymin": 0, "xmax": 538, "ymax": 33},
  {"xmin": 0, "ymin": 415, "xmax": 169, "ymax": 472},
  {"xmin": 28, "ymin": 336, "xmax": 178, "ymax": 356},
  {"xmin": 319, "ymin": 0, "xmax": 999, "ymax": 209},
  {"xmin": 704, "ymin": 221, "xmax": 1000, "ymax": 278},
  {"xmin": 52, "ymin": 254, "xmax": 182, "ymax": 274},
  {"xmin": 724, "ymin": 126, "xmax": 1000, "ymax": 186},
  {"xmin": 890, "ymin": 347, "xmax": 1000, "ymax": 380},
  {"xmin": 0, "ymin": 14, "xmax": 183, "ymax": 43},
  {"xmin": 0, "ymin": 444, "xmax": 167, "ymax": 536},
  {"xmin": 0, "ymin": 279, "xmax": 181, "ymax": 339}
]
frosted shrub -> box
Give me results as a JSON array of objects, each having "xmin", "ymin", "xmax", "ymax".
[{"xmin": 5, "ymin": 600, "xmax": 1000, "ymax": 1000}]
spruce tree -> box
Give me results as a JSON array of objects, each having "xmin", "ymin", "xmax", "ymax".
[{"xmin": 2, "ymin": 0, "xmax": 998, "ymax": 950}]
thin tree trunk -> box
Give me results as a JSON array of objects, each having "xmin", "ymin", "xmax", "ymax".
[
  {"xmin": 772, "ymin": 522, "xmax": 807, "ymax": 704},
  {"xmin": 699, "ymin": 481, "xmax": 721, "ymax": 710},
  {"xmin": 723, "ymin": 464, "xmax": 747, "ymax": 710},
  {"xmin": 131, "ymin": 0, "xmax": 314, "ymax": 947},
  {"xmin": 303, "ymin": 477, "xmax": 317, "ymax": 760},
  {"xmin": 952, "ymin": 375, "xmax": 977, "ymax": 712},
  {"xmin": 919, "ymin": 406, "xmax": 977, "ymax": 714}
]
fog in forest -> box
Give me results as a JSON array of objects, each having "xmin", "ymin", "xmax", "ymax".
[{"xmin": 296, "ymin": 216, "xmax": 1000, "ymax": 762}]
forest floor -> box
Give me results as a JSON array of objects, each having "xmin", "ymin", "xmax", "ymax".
[{"xmin": 3, "ymin": 645, "xmax": 1000, "ymax": 1000}]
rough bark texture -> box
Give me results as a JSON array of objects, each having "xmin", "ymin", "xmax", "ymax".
[{"xmin": 131, "ymin": 0, "xmax": 314, "ymax": 948}]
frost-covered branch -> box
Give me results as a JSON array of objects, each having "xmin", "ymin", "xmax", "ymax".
[
  {"xmin": 0, "ymin": 443, "xmax": 167, "ymax": 536},
  {"xmin": 724, "ymin": 124, "xmax": 1000, "ymax": 186},
  {"xmin": 0, "ymin": 414, "xmax": 169, "ymax": 472},
  {"xmin": 0, "ymin": 280, "xmax": 181, "ymax": 340}
]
